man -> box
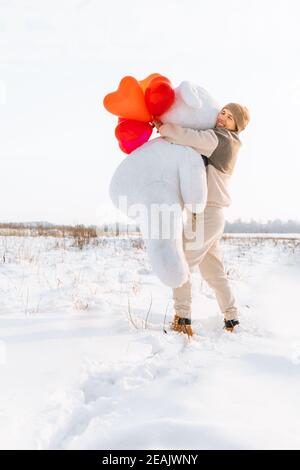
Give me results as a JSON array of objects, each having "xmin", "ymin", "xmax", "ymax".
[{"xmin": 153, "ymin": 103, "xmax": 250, "ymax": 337}]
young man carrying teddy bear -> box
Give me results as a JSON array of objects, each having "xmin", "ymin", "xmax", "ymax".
[{"xmin": 153, "ymin": 103, "xmax": 250, "ymax": 337}]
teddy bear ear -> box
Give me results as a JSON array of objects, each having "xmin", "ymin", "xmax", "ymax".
[{"xmin": 179, "ymin": 81, "xmax": 203, "ymax": 109}]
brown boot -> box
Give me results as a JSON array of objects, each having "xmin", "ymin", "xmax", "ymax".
[{"xmin": 171, "ymin": 314, "xmax": 193, "ymax": 337}]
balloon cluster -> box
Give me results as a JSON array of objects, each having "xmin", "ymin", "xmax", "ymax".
[{"xmin": 103, "ymin": 73, "xmax": 175, "ymax": 154}]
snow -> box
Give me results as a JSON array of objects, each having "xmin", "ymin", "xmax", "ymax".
[{"xmin": 0, "ymin": 234, "xmax": 300, "ymax": 450}]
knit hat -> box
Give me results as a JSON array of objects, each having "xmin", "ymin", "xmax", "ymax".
[{"xmin": 222, "ymin": 103, "xmax": 250, "ymax": 133}]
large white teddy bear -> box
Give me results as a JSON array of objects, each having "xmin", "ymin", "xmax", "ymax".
[{"xmin": 109, "ymin": 81, "xmax": 220, "ymax": 288}]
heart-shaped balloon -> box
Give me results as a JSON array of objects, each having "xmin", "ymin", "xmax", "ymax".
[
  {"xmin": 103, "ymin": 76, "xmax": 152, "ymax": 122},
  {"xmin": 139, "ymin": 73, "xmax": 163, "ymax": 93},
  {"xmin": 145, "ymin": 76, "xmax": 175, "ymax": 116},
  {"xmin": 115, "ymin": 119, "xmax": 153, "ymax": 154}
]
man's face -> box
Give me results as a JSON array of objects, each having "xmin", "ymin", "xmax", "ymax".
[{"xmin": 216, "ymin": 108, "xmax": 237, "ymax": 131}]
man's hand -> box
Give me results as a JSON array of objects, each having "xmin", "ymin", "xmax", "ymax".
[{"xmin": 152, "ymin": 119, "xmax": 163, "ymax": 132}]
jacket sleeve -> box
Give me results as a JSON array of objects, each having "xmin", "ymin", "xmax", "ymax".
[{"xmin": 159, "ymin": 123, "xmax": 218, "ymax": 157}]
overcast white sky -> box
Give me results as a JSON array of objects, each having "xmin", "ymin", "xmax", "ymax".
[{"xmin": 0, "ymin": 0, "xmax": 299, "ymax": 225}]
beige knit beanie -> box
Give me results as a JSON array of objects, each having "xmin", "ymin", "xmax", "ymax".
[{"xmin": 222, "ymin": 103, "xmax": 250, "ymax": 133}]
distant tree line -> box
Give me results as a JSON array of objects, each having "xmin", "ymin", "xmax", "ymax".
[
  {"xmin": 1, "ymin": 219, "xmax": 299, "ymax": 235},
  {"xmin": 224, "ymin": 218, "xmax": 300, "ymax": 233}
]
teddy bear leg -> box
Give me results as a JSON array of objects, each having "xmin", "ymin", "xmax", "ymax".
[{"xmin": 146, "ymin": 239, "xmax": 189, "ymax": 288}]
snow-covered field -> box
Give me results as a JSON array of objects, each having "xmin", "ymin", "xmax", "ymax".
[{"xmin": 0, "ymin": 234, "xmax": 300, "ymax": 450}]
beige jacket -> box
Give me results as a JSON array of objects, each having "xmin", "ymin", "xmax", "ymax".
[{"xmin": 159, "ymin": 123, "xmax": 241, "ymax": 208}]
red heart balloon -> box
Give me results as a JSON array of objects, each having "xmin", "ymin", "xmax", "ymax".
[
  {"xmin": 139, "ymin": 73, "xmax": 165, "ymax": 93},
  {"xmin": 145, "ymin": 77, "xmax": 175, "ymax": 116},
  {"xmin": 115, "ymin": 119, "xmax": 153, "ymax": 154}
]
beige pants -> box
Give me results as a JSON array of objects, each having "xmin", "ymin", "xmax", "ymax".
[{"xmin": 173, "ymin": 205, "xmax": 238, "ymax": 321}]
